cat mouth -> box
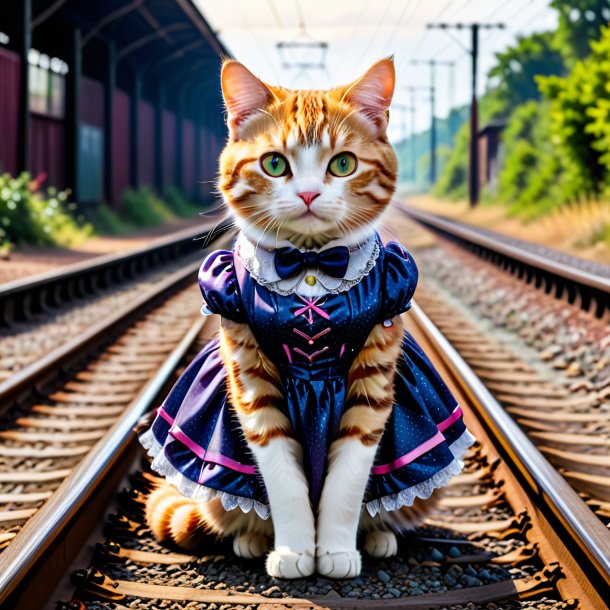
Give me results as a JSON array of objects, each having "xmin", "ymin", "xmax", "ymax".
[{"xmin": 299, "ymin": 209, "xmax": 324, "ymax": 220}]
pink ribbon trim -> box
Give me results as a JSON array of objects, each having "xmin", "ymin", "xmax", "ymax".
[
  {"xmin": 170, "ymin": 424, "xmax": 206, "ymax": 460},
  {"xmin": 158, "ymin": 406, "xmax": 174, "ymax": 425},
  {"xmin": 437, "ymin": 405, "xmax": 463, "ymax": 432},
  {"xmin": 371, "ymin": 431, "xmax": 445, "ymax": 475},
  {"xmin": 163, "ymin": 408, "xmax": 257, "ymax": 475},
  {"xmin": 370, "ymin": 405, "xmax": 464, "ymax": 475},
  {"xmin": 202, "ymin": 452, "xmax": 257, "ymax": 475}
]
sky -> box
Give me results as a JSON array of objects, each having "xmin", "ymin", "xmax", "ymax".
[{"xmin": 195, "ymin": 0, "xmax": 558, "ymax": 142}]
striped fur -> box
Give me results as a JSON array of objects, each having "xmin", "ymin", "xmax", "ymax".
[
  {"xmin": 218, "ymin": 58, "xmax": 398, "ymax": 250},
  {"xmin": 145, "ymin": 58, "xmax": 439, "ymax": 577}
]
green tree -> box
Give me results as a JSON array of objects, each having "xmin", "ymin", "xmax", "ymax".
[
  {"xmin": 539, "ymin": 26, "xmax": 610, "ymax": 197},
  {"xmin": 497, "ymin": 101, "xmax": 579, "ymax": 217},
  {"xmin": 433, "ymin": 123, "xmax": 469, "ymax": 199},
  {"xmin": 551, "ymin": 0, "xmax": 610, "ymax": 64},
  {"xmin": 487, "ymin": 32, "xmax": 564, "ymax": 114}
]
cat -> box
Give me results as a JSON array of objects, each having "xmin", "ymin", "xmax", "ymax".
[{"xmin": 140, "ymin": 57, "xmax": 474, "ymax": 580}]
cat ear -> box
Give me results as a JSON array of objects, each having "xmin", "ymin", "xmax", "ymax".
[
  {"xmin": 221, "ymin": 60, "xmax": 273, "ymax": 136},
  {"xmin": 344, "ymin": 58, "xmax": 395, "ymax": 133}
]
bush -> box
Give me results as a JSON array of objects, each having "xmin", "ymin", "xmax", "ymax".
[
  {"xmin": 538, "ymin": 27, "xmax": 610, "ymax": 198},
  {"xmin": 0, "ymin": 172, "xmax": 92, "ymax": 248},
  {"xmin": 433, "ymin": 123, "xmax": 469, "ymax": 200},
  {"xmin": 164, "ymin": 186, "xmax": 200, "ymax": 217},
  {"xmin": 89, "ymin": 204, "xmax": 133, "ymax": 235},
  {"xmin": 119, "ymin": 187, "xmax": 174, "ymax": 228}
]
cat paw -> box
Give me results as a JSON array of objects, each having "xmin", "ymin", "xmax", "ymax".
[
  {"xmin": 316, "ymin": 550, "xmax": 361, "ymax": 579},
  {"xmin": 364, "ymin": 531, "xmax": 398, "ymax": 558},
  {"xmin": 233, "ymin": 532, "xmax": 269, "ymax": 558},
  {"xmin": 266, "ymin": 548, "xmax": 315, "ymax": 579}
]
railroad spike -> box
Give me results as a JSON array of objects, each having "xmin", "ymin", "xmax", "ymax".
[
  {"xmin": 514, "ymin": 563, "xmax": 565, "ymax": 599},
  {"xmin": 71, "ymin": 568, "xmax": 124, "ymax": 601}
]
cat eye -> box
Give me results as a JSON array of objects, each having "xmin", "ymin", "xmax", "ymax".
[
  {"xmin": 261, "ymin": 153, "xmax": 290, "ymax": 177},
  {"xmin": 328, "ymin": 152, "xmax": 357, "ymax": 177}
]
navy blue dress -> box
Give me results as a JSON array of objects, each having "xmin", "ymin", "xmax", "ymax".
[{"xmin": 139, "ymin": 237, "xmax": 475, "ymax": 520}]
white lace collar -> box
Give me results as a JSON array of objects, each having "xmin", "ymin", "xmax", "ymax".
[{"xmin": 234, "ymin": 232, "xmax": 380, "ymax": 297}]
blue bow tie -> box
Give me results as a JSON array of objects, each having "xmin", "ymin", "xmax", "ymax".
[{"xmin": 274, "ymin": 246, "xmax": 350, "ymax": 280}]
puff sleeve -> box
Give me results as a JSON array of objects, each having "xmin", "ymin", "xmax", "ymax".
[
  {"xmin": 379, "ymin": 242, "xmax": 419, "ymax": 322},
  {"xmin": 198, "ymin": 250, "xmax": 246, "ymax": 323}
]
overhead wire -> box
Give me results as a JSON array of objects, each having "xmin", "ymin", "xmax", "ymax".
[
  {"xmin": 266, "ymin": 0, "xmax": 284, "ymax": 31},
  {"xmin": 232, "ymin": 0, "xmax": 280, "ymax": 81},
  {"xmin": 381, "ymin": 0, "xmax": 414, "ymax": 56},
  {"xmin": 334, "ymin": 0, "xmax": 370, "ymax": 76},
  {"xmin": 294, "ymin": 0, "xmax": 306, "ymax": 31},
  {"xmin": 358, "ymin": 0, "xmax": 396, "ymax": 64}
]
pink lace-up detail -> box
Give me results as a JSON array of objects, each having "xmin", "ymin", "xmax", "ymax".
[
  {"xmin": 293, "ymin": 296, "xmax": 330, "ymax": 322},
  {"xmin": 293, "ymin": 327, "xmax": 331, "ymax": 345},
  {"xmin": 293, "ymin": 346, "xmax": 330, "ymax": 363},
  {"xmin": 285, "ymin": 296, "xmax": 334, "ymax": 363}
]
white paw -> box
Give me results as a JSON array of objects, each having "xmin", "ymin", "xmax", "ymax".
[
  {"xmin": 266, "ymin": 548, "xmax": 315, "ymax": 579},
  {"xmin": 364, "ymin": 531, "xmax": 398, "ymax": 558},
  {"xmin": 233, "ymin": 532, "xmax": 269, "ymax": 558},
  {"xmin": 316, "ymin": 550, "xmax": 361, "ymax": 579}
]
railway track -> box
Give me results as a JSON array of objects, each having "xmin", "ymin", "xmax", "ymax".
[
  {"xmin": 0, "ymin": 226, "xmax": 230, "ymax": 606},
  {"xmin": 398, "ymin": 204, "xmax": 610, "ymax": 318},
  {"xmin": 1, "ymin": 211, "xmax": 609, "ymax": 609},
  {"xmin": 23, "ymin": 303, "xmax": 609, "ymax": 610},
  {"xmin": 394, "ymin": 203, "xmax": 610, "ymax": 530},
  {"xmin": 0, "ymin": 218, "xmax": 228, "ymax": 394}
]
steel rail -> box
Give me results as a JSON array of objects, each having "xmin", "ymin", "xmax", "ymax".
[
  {"xmin": 0, "ymin": 261, "xmax": 199, "ymax": 412},
  {"xmin": 0, "ymin": 219, "xmax": 230, "ymax": 326},
  {"xmin": 410, "ymin": 301, "xmax": 610, "ymax": 596},
  {"xmin": 397, "ymin": 203, "xmax": 610, "ymax": 315},
  {"xmin": 0, "ymin": 315, "xmax": 207, "ymax": 604}
]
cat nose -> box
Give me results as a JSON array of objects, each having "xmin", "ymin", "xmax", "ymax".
[{"xmin": 297, "ymin": 192, "xmax": 320, "ymax": 207}]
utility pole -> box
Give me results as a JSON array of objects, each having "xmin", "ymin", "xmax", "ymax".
[
  {"xmin": 426, "ymin": 22, "xmax": 504, "ymax": 206},
  {"xmin": 404, "ymin": 86, "xmax": 428, "ymax": 184},
  {"xmin": 410, "ymin": 59, "xmax": 455, "ymax": 186},
  {"xmin": 392, "ymin": 103, "xmax": 414, "ymax": 183}
]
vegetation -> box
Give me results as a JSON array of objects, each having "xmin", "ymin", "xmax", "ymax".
[
  {"xmin": 0, "ymin": 172, "xmax": 92, "ymax": 251},
  {"xmin": 0, "ymin": 172, "xmax": 203, "ymax": 251},
  {"xmin": 432, "ymin": 0, "xmax": 610, "ymax": 236}
]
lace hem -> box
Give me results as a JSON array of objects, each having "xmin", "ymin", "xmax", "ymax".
[
  {"xmin": 236, "ymin": 233, "xmax": 381, "ymax": 296},
  {"xmin": 364, "ymin": 429, "xmax": 476, "ymax": 518},
  {"xmin": 140, "ymin": 426, "xmax": 475, "ymax": 522},
  {"xmin": 139, "ymin": 428, "xmax": 271, "ymax": 520}
]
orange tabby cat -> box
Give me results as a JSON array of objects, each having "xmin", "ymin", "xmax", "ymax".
[{"xmin": 141, "ymin": 57, "xmax": 474, "ymax": 579}]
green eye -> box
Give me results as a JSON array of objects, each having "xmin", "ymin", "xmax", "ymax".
[
  {"xmin": 328, "ymin": 152, "xmax": 357, "ymax": 177},
  {"xmin": 261, "ymin": 153, "xmax": 289, "ymax": 177}
]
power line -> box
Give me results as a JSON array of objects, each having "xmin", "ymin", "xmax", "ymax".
[
  {"xmin": 266, "ymin": 0, "xmax": 284, "ymax": 31},
  {"xmin": 294, "ymin": 0, "xmax": 306, "ymax": 31},
  {"xmin": 381, "ymin": 0, "xmax": 414, "ymax": 55},
  {"xmin": 335, "ymin": 0, "xmax": 369, "ymax": 76},
  {"xmin": 358, "ymin": 0, "xmax": 396, "ymax": 64},
  {"xmin": 447, "ymin": 0, "xmax": 477, "ymax": 19},
  {"xmin": 232, "ymin": 0, "xmax": 280, "ymax": 81}
]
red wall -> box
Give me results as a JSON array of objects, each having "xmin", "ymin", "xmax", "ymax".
[
  {"xmin": 138, "ymin": 100, "xmax": 155, "ymax": 188},
  {"xmin": 112, "ymin": 89, "xmax": 130, "ymax": 204},
  {"xmin": 198, "ymin": 127, "xmax": 218, "ymax": 200},
  {"xmin": 80, "ymin": 77, "xmax": 104, "ymax": 127},
  {"xmin": 182, "ymin": 119, "xmax": 195, "ymax": 195},
  {"xmin": 30, "ymin": 114, "xmax": 65, "ymax": 189},
  {"xmin": 162, "ymin": 110, "xmax": 176, "ymax": 188},
  {"xmin": 0, "ymin": 48, "xmax": 20, "ymax": 176}
]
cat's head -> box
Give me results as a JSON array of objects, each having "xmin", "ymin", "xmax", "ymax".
[{"xmin": 218, "ymin": 58, "xmax": 397, "ymax": 249}]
